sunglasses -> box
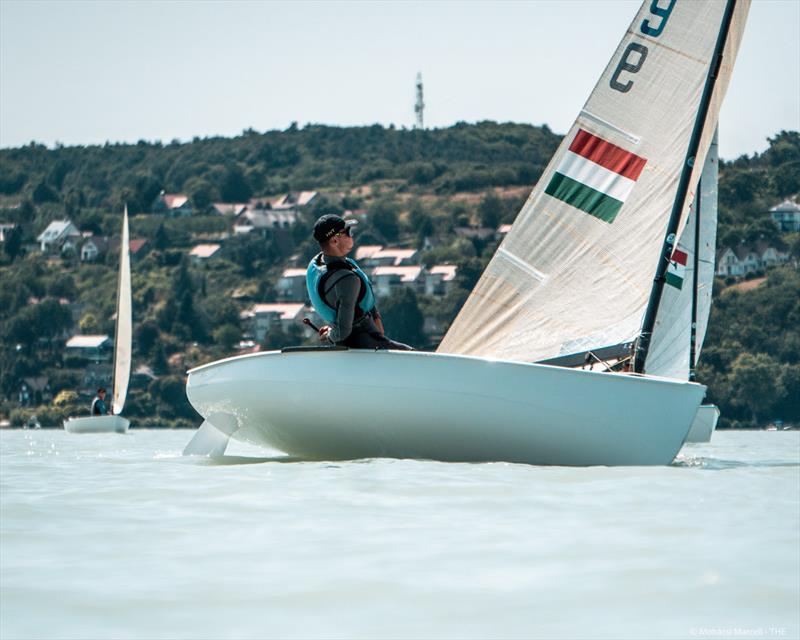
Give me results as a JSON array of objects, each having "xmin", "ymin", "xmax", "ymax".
[{"xmin": 332, "ymin": 227, "xmax": 353, "ymax": 239}]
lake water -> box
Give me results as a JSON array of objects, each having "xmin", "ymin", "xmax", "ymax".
[{"xmin": 1, "ymin": 429, "xmax": 798, "ymax": 640}]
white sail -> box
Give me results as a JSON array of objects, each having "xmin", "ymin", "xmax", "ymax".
[
  {"xmin": 646, "ymin": 130, "xmax": 719, "ymax": 379},
  {"xmin": 112, "ymin": 207, "xmax": 132, "ymax": 415},
  {"xmin": 438, "ymin": 0, "xmax": 750, "ymax": 363}
]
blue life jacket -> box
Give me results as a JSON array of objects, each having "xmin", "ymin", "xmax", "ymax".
[
  {"xmin": 91, "ymin": 397, "xmax": 108, "ymax": 416},
  {"xmin": 306, "ymin": 253, "xmax": 376, "ymax": 324}
]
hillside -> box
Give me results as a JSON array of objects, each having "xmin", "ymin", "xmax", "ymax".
[{"xmin": 0, "ymin": 123, "xmax": 798, "ymax": 428}]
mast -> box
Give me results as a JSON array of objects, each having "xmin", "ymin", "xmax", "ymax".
[
  {"xmin": 633, "ymin": 0, "xmax": 737, "ymax": 374},
  {"xmin": 689, "ymin": 181, "xmax": 701, "ymax": 381}
]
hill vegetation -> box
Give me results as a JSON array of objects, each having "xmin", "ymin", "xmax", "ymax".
[{"xmin": 0, "ymin": 123, "xmax": 797, "ymax": 429}]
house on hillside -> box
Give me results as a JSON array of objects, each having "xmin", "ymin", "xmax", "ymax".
[
  {"xmin": 354, "ymin": 245, "xmax": 383, "ymax": 262},
  {"xmin": 270, "ymin": 191, "xmax": 318, "ymax": 210},
  {"xmin": 65, "ymin": 335, "xmax": 112, "ymax": 362},
  {"xmin": 234, "ymin": 208, "xmax": 298, "ymax": 233},
  {"xmin": 276, "ymin": 268, "xmax": 308, "ymax": 302},
  {"xmin": 80, "ymin": 235, "xmax": 109, "ymax": 262},
  {"xmin": 363, "ymin": 248, "xmax": 419, "ymax": 268},
  {"xmin": 770, "ymin": 199, "xmax": 800, "ymax": 232},
  {"xmin": 455, "ymin": 226, "xmax": 496, "ymax": 241},
  {"xmin": 425, "ymin": 265, "xmax": 458, "ymax": 296},
  {"xmin": 240, "ymin": 303, "xmax": 308, "ymax": 343},
  {"xmin": 211, "ymin": 203, "xmax": 247, "ymax": 217},
  {"xmin": 37, "ymin": 220, "xmax": 81, "ymax": 253},
  {"xmin": 152, "ymin": 191, "xmax": 193, "ymax": 217},
  {"xmin": 371, "ymin": 266, "xmax": 424, "ymax": 297},
  {"xmin": 188, "ymin": 243, "xmax": 221, "ymax": 265},
  {"xmin": 129, "ymin": 238, "xmax": 149, "ymax": 261},
  {"xmin": 715, "ymin": 240, "xmax": 790, "ymax": 277}
]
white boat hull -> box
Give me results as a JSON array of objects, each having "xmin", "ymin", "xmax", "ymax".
[
  {"xmin": 186, "ymin": 349, "xmax": 706, "ymax": 466},
  {"xmin": 684, "ymin": 404, "xmax": 719, "ymax": 443},
  {"xmin": 63, "ymin": 415, "xmax": 130, "ymax": 434}
]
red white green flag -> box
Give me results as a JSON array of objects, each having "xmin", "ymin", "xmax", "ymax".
[
  {"xmin": 544, "ymin": 129, "xmax": 647, "ymax": 223},
  {"xmin": 666, "ymin": 248, "xmax": 688, "ymax": 289}
]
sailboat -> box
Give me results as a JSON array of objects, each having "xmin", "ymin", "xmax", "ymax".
[
  {"xmin": 183, "ymin": 0, "xmax": 750, "ymax": 464},
  {"xmin": 64, "ymin": 208, "xmax": 132, "ymax": 434},
  {"xmin": 647, "ymin": 130, "xmax": 721, "ymax": 444}
]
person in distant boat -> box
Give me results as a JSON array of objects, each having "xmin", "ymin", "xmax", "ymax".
[
  {"xmin": 306, "ymin": 214, "xmax": 412, "ymax": 350},
  {"xmin": 91, "ymin": 388, "xmax": 111, "ymax": 416}
]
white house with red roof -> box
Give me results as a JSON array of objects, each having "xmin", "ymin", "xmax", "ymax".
[
  {"xmin": 240, "ymin": 303, "xmax": 309, "ymax": 342},
  {"xmin": 211, "ymin": 203, "xmax": 248, "ymax": 217},
  {"xmin": 354, "ymin": 245, "xmax": 383, "ymax": 261},
  {"xmin": 371, "ymin": 266, "xmax": 424, "ymax": 297},
  {"xmin": 188, "ymin": 243, "xmax": 221, "ymax": 264},
  {"xmin": 354, "ymin": 245, "xmax": 419, "ymax": 268},
  {"xmin": 425, "ymin": 265, "xmax": 458, "ymax": 296},
  {"xmin": 152, "ymin": 191, "xmax": 193, "ymax": 216},
  {"xmin": 276, "ymin": 268, "xmax": 309, "ymax": 302}
]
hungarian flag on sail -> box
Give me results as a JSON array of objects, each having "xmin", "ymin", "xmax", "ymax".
[
  {"xmin": 666, "ymin": 248, "xmax": 688, "ymax": 289},
  {"xmin": 544, "ymin": 129, "xmax": 647, "ymax": 223}
]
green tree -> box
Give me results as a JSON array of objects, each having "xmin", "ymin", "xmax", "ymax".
[
  {"xmin": 729, "ymin": 352, "xmax": 784, "ymax": 424},
  {"xmin": 135, "ymin": 321, "xmax": 160, "ymax": 357},
  {"xmin": 370, "ymin": 199, "xmax": 400, "ymax": 242},
  {"xmin": 79, "ymin": 313, "xmax": 103, "ymax": 334},
  {"xmin": 220, "ymin": 163, "xmax": 252, "ymax": 202},
  {"xmin": 3, "ymin": 225, "xmax": 23, "ymax": 261},
  {"xmin": 478, "ymin": 192, "xmax": 503, "ymax": 229},
  {"xmin": 380, "ymin": 287, "xmax": 425, "ymax": 347},
  {"xmin": 213, "ymin": 323, "xmax": 241, "ymax": 351}
]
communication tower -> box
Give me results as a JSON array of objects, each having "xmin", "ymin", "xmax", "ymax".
[{"xmin": 414, "ymin": 72, "xmax": 425, "ymax": 129}]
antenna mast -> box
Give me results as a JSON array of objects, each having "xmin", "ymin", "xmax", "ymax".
[{"xmin": 414, "ymin": 72, "xmax": 425, "ymax": 129}]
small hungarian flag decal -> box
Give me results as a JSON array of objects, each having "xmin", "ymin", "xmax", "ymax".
[
  {"xmin": 666, "ymin": 248, "xmax": 688, "ymax": 289},
  {"xmin": 544, "ymin": 129, "xmax": 647, "ymax": 223}
]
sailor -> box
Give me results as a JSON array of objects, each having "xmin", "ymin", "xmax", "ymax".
[
  {"xmin": 91, "ymin": 388, "xmax": 111, "ymax": 416},
  {"xmin": 306, "ymin": 214, "xmax": 412, "ymax": 350}
]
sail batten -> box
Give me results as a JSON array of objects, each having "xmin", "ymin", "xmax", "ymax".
[{"xmin": 438, "ymin": 0, "xmax": 750, "ymax": 364}]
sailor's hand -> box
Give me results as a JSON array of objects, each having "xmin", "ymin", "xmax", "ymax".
[{"xmin": 319, "ymin": 326, "xmax": 332, "ymax": 342}]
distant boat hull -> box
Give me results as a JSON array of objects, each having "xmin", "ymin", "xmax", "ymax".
[
  {"xmin": 186, "ymin": 349, "xmax": 706, "ymax": 466},
  {"xmin": 684, "ymin": 404, "xmax": 719, "ymax": 443},
  {"xmin": 63, "ymin": 415, "xmax": 130, "ymax": 434}
]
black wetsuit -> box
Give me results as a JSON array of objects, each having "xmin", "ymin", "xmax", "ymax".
[{"xmin": 320, "ymin": 255, "xmax": 412, "ymax": 351}]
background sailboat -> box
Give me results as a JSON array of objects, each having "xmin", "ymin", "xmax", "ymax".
[
  {"xmin": 648, "ymin": 130, "xmax": 721, "ymax": 443},
  {"xmin": 64, "ymin": 208, "xmax": 132, "ymax": 434}
]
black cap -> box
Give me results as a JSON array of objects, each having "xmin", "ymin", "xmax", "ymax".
[{"xmin": 313, "ymin": 214, "xmax": 357, "ymax": 243}]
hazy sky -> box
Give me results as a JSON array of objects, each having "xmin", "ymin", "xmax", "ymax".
[{"xmin": 1, "ymin": 0, "xmax": 798, "ymax": 159}]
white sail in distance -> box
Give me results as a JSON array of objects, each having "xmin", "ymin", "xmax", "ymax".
[
  {"xmin": 112, "ymin": 207, "xmax": 132, "ymax": 415},
  {"xmin": 646, "ymin": 129, "xmax": 719, "ymax": 380},
  {"xmin": 438, "ymin": 0, "xmax": 750, "ymax": 363}
]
